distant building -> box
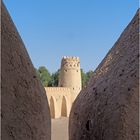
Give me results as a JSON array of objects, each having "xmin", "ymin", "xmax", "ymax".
[{"xmin": 45, "ymin": 56, "xmax": 82, "ymax": 118}]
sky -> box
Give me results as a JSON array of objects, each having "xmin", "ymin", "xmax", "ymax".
[{"xmin": 3, "ymin": 0, "xmax": 138, "ymax": 73}]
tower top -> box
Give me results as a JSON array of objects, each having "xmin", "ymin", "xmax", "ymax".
[
  {"xmin": 61, "ymin": 56, "xmax": 80, "ymax": 68},
  {"xmin": 62, "ymin": 56, "xmax": 80, "ymax": 62}
]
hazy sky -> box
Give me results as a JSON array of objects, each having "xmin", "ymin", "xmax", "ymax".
[{"xmin": 3, "ymin": 0, "xmax": 138, "ymax": 73}]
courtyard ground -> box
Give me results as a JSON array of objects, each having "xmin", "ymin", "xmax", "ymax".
[{"xmin": 52, "ymin": 117, "xmax": 69, "ymax": 140}]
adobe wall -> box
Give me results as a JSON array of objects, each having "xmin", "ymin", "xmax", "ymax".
[
  {"xmin": 45, "ymin": 87, "xmax": 71, "ymax": 118},
  {"xmin": 1, "ymin": 2, "xmax": 51, "ymax": 140},
  {"xmin": 69, "ymin": 9, "xmax": 139, "ymax": 140}
]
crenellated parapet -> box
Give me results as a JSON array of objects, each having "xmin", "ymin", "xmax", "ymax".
[
  {"xmin": 61, "ymin": 56, "xmax": 80, "ymax": 69},
  {"xmin": 45, "ymin": 87, "xmax": 71, "ymax": 98},
  {"xmin": 62, "ymin": 56, "xmax": 80, "ymax": 61},
  {"xmin": 45, "ymin": 87, "xmax": 71, "ymax": 92}
]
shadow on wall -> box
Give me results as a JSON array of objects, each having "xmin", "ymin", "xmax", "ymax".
[
  {"xmin": 61, "ymin": 96, "xmax": 68, "ymax": 117},
  {"xmin": 50, "ymin": 96, "xmax": 55, "ymax": 118}
]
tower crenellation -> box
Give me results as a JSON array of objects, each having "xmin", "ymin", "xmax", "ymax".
[{"xmin": 61, "ymin": 56, "xmax": 80, "ymax": 69}]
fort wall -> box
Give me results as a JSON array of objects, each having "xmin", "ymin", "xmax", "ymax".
[
  {"xmin": 45, "ymin": 56, "xmax": 82, "ymax": 119},
  {"xmin": 45, "ymin": 87, "xmax": 72, "ymax": 118}
]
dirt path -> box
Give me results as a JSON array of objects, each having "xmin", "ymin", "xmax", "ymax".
[{"xmin": 52, "ymin": 117, "xmax": 69, "ymax": 140}]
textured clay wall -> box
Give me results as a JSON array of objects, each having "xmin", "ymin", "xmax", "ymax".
[
  {"xmin": 59, "ymin": 56, "xmax": 82, "ymax": 101},
  {"xmin": 69, "ymin": 9, "xmax": 139, "ymax": 140},
  {"xmin": 45, "ymin": 87, "xmax": 71, "ymax": 118},
  {"xmin": 1, "ymin": 2, "xmax": 51, "ymax": 140}
]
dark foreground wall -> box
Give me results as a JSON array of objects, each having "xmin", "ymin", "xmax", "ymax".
[
  {"xmin": 69, "ymin": 10, "xmax": 139, "ymax": 140},
  {"xmin": 1, "ymin": 2, "xmax": 51, "ymax": 140}
]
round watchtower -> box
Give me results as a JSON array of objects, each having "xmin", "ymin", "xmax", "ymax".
[{"xmin": 59, "ymin": 56, "xmax": 82, "ymax": 101}]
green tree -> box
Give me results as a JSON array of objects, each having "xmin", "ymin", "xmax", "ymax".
[
  {"xmin": 35, "ymin": 68, "xmax": 40, "ymax": 77},
  {"xmin": 36, "ymin": 66, "xmax": 94, "ymax": 88},
  {"xmin": 85, "ymin": 70, "xmax": 94, "ymax": 85},
  {"xmin": 37, "ymin": 66, "xmax": 51, "ymax": 87},
  {"xmin": 81, "ymin": 69, "xmax": 87, "ymax": 88},
  {"xmin": 81, "ymin": 69, "xmax": 94, "ymax": 88},
  {"xmin": 48, "ymin": 69, "xmax": 60, "ymax": 87}
]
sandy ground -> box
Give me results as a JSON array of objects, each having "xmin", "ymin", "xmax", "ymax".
[{"xmin": 51, "ymin": 117, "xmax": 69, "ymax": 140}]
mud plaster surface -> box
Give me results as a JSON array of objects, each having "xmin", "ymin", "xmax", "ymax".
[
  {"xmin": 1, "ymin": 2, "xmax": 51, "ymax": 140},
  {"xmin": 69, "ymin": 9, "xmax": 139, "ymax": 140}
]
